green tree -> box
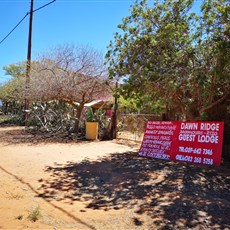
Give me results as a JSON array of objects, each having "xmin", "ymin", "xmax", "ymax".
[
  {"xmin": 0, "ymin": 72, "xmax": 25, "ymax": 115},
  {"xmin": 106, "ymin": 0, "xmax": 229, "ymax": 120},
  {"xmin": 0, "ymin": 61, "xmax": 36, "ymax": 115},
  {"xmin": 3, "ymin": 62, "xmax": 27, "ymax": 79},
  {"xmin": 195, "ymin": 0, "xmax": 230, "ymax": 119}
]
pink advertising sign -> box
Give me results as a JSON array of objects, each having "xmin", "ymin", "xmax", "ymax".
[{"xmin": 139, "ymin": 121, "xmax": 224, "ymax": 165}]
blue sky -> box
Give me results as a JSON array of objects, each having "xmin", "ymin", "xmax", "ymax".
[
  {"xmin": 0, "ymin": 0, "xmax": 136, "ymax": 83},
  {"xmin": 0, "ymin": 0, "xmax": 201, "ymax": 84}
]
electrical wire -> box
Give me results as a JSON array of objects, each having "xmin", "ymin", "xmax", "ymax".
[
  {"xmin": 33, "ymin": 0, "xmax": 56, "ymax": 13},
  {"xmin": 0, "ymin": 0, "xmax": 135, "ymax": 2},
  {"xmin": 0, "ymin": 12, "xmax": 29, "ymax": 45},
  {"xmin": 0, "ymin": 0, "xmax": 56, "ymax": 46}
]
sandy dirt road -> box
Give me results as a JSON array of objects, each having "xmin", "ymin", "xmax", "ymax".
[
  {"xmin": 0, "ymin": 126, "xmax": 229, "ymax": 230},
  {"xmin": 0, "ymin": 126, "xmax": 145, "ymax": 230}
]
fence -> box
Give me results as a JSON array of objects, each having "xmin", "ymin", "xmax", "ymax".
[{"xmin": 117, "ymin": 113, "xmax": 161, "ymax": 142}]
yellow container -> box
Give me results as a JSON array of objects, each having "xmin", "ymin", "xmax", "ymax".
[{"xmin": 85, "ymin": 122, "xmax": 99, "ymax": 140}]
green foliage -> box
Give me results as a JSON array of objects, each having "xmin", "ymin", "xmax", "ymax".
[
  {"xmin": 106, "ymin": 0, "xmax": 230, "ymax": 120},
  {"xmin": 119, "ymin": 94, "xmax": 164, "ymax": 114},
  {"xmin": 0, "ymin": 77, "xmax": 25, "ymax": 102},
  {"xmin": 0, "ymin": 62, "xmax": 27, "ymax": 118},
  {"xmin": 119, "ymin": 96, "xmax": 140, "ymax": 112},
  {"xmin": 0, "ymin": 114, "xmax": 24, "ymax": 125},
  {"xmin": 28, "ymin": 206, "xmax": 42, "ymax": 222},
  {"xmin": 85, "ymin": 108, "xmax": 95, "ymax": 121},
  {"xmin": 3, "ymin": 62, "xmax": 26, "ymax": 78}
]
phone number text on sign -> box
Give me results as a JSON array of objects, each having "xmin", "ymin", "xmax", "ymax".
[{"xmin": 139, "ymin": 121, "xmax": 224, "ymax": 166}]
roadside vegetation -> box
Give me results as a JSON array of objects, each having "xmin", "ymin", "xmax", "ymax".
[
  {"xmin": 28, "ymin": 206, "xmax": 42, "ymax": 222},
  {"xmin": 0, "ymin": 0, "xmax": 229, "ymax": 156}
]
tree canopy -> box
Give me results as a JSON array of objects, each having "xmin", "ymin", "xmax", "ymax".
[{"xmin": 106, "ymin": 0, "xmax": 230, "ymax": 120}]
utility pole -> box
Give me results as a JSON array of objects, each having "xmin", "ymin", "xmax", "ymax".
[{"xmin": 24, "ymin": 0, "xmax": 34, "ymax": 125}]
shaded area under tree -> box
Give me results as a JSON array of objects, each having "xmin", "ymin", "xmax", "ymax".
[{"xmin": 38, "ymin": 152, "xmax": 230, "ymax": 229}]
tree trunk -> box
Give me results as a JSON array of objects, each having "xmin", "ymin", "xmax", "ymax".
[
  {"xmin": 73, "ymin": 103, "xmax": 84, "ymax": 134},
  {"xmin": 199, "ymin": 94, "xmax": 229, "ymax": 115},
  {"xmin": 3, "ymin": 101, "xmax": 8, "ymax": 114}
]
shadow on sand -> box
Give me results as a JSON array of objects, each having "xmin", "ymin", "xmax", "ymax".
[
  {"xmin": 0, "ymin": 125, "xmax": 87, "ymax": 145},
  {"xmin": 37, "ymin": 151, "xmax": 230, "ymax": 229}
]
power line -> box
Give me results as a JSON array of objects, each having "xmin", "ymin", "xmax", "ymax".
[
  {"xmin": 0, "ymin": 12, "xmax": 29, "ymax": 45},
  {"xmin": 0, "ymin": 0, "xmax": 134, "ymax": 2},
  {"xmin": 0, "ymin": 0, "xmax": 56, "ymax": 46},
  {"xmin": 33, "ymin": 0, "xmax": 56, "ymax": 13}
]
